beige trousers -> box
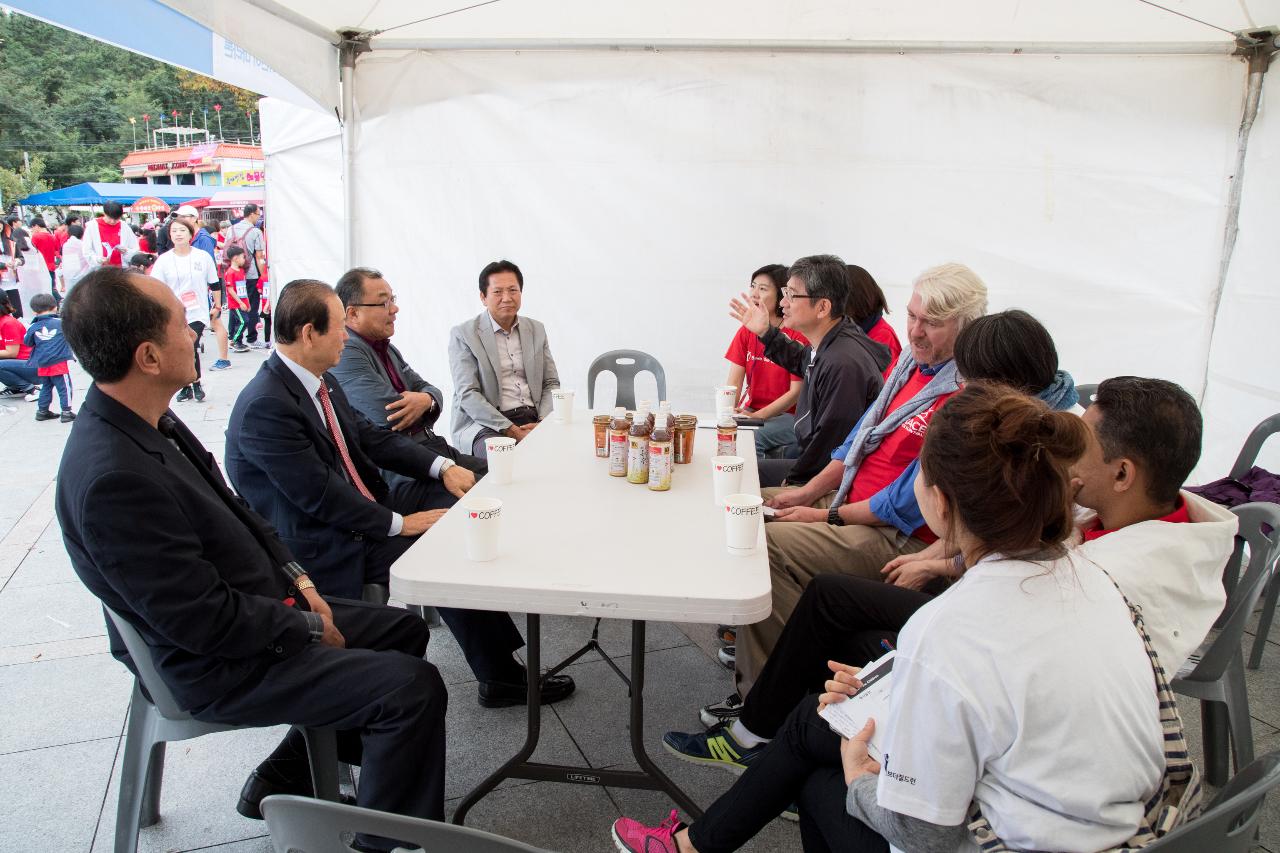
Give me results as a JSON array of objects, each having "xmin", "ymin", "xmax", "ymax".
[{"xmin": 735, "ymin": 487, "xmax": 927, "ymax": 695}]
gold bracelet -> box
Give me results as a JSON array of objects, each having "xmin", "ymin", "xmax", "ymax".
[{"xmin": 296, "ymin": 577, "xmax": 316, "ymax": 592}]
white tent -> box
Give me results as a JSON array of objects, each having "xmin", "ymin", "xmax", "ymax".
[{"xmin": 161, "ymin": 1, "xmax": 1280, "ymax": 479}]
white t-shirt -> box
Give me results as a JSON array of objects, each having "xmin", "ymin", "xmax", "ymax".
[
  {"xmin": 151, "ymin": 249, "xmax": 220, "ymax": 326},
  {"xmin": 876, "ymin": 553, "xmax": 1164, "ymax": 852}
]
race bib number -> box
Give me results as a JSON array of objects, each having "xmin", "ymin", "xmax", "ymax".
[{"xmin": 180, "ymin": 289, "xmax": 199, "ymax": 309}]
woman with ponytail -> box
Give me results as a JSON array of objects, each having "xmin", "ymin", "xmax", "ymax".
[{"xmin": 613, "ymin": 383, "xmax": 1168, "ymax": 853}]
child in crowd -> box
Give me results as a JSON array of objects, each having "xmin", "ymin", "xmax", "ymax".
[
  {"xmin": 224, "ymin": 246, "xmax": 251, "ymax": 353},
  {"xmin": 128, "ymin": 252, "xmax": 156, "ymax": 275},
  {"xmin": 23, "ymin": 293, "xmax": 75, "ymax": 422}
]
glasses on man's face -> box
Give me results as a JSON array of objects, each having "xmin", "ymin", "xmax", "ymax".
[
  {"xmin": 781, "ymin": 288, "xmax": 817, "ymax": 300},
  {"xmin": 352, "ymin": 295, "xmax": 397, "ymax": 310}
]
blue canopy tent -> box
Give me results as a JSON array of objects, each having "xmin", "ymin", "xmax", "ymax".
[{"xmin": 18, "ymin": 182, "xmax": 215, "ymax": 207}]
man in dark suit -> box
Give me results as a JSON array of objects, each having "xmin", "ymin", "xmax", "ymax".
[
  {"xmin": 330, "ymin": 266, "xmax": 484, "ymax": 478},
  {"xmin": 55, "ymin": 266, "xmax": 444, "ymax": 851},
  {"xmin": 225, "ymin": 279, "xmax": 573, "ymax": 707}
]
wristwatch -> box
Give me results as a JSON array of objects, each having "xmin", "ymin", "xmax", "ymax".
[{"xmin": 827, "ymin": 506, "xmax": 845, "ymax": 527}]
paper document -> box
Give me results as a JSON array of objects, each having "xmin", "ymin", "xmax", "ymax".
[{"xmin": 816, "ymin": 650, "xmax": 895, "ymax": 760}]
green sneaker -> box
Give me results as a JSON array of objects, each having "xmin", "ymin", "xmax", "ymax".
[{"xmin": 662, "ymin": 722, "xmax": 764, "ymax": 772}]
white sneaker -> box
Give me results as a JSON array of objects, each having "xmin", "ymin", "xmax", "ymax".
[{"xmin": 24, "ymin": 391, "xmax": 39, "ymax": 403}]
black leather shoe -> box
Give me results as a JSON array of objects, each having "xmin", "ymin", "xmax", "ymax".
[
  {"xmin": 34, "ymin": 409, "xmax": 57, "ymax": 421},
  {"xmin": 235, "ymin": 770, "xmax": 355, "ymax": 820},
  {"xmin": 478, "ymin": 673, "xmax": 576, "ymax": 708}
]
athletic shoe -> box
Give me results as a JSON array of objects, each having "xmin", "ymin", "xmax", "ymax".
[
  {"xmin": 699, "ymin": 692, "xmax": 744, "ymax": 728},
  {"xmin": 34, "ymin": 409, "xmax": 57, "ymax": 422},
  {"xmin": 25, "ymin": 391, "xmax": 39, "ymax": 402},
  {"xmin": 716, "ymin": 624, "xmax": 737, "ymax": 645},
  {"xmin": 663, "ymin": 722, "xmax": 764, "ymax": 772},
  {"xmin": 781, "ymin": 803, "xmax": 799, "ymax": 822},
  {"xmin": 232, "ymin": 342, "xmax": 250, "ymax": 353},
  {"xmin": 210, "ymin": 359, "xmax": 232, "ymax": 370},
  {"xmin": 176, "ymin": 386, "xmax": 193, "ymax": 403},
  {"xmin": 59, "ymin": 410, "xmax": 76, "ymax": 423},
  {"xmin": 252, "ymin": 340, "xmax": 271, "ymax": 349},
  {"xmin": 0, "ymin": 386, "xmax": 34, "ymax": 398},
  {"xmin": 717, "ymin": 645, "xmax": 736, "ymax": 668},
  {"xmin": 611, "ymin": 809, "xmax": 685, "ymax": 853},
  {"xmin": 193, "ymin": 382, "xmax": 207, "ymax": 403}
]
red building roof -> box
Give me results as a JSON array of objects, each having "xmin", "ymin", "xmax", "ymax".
[{"xmin": 120, "ymin": 143, "xmax": 263, "ymax": 168}]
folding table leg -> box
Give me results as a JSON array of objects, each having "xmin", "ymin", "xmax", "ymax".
[
  {"xmin": 452, "ymin": 614, "xmax": 543, "ymax": 825},
  {"xmin": 628, "ymin": 620, "xmax": 704, "ymax": 819}
]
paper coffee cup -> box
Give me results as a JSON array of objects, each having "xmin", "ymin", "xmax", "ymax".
[
  {"xmin": 551, "ymin": 389, "xmax": 575, "ymax": 422},
  {"xmin": 485, "ymin": 436, "xmax": 517, "ymax": 484},
  {"xmin": 714, "ymin": 385, "xmax": 738, "ymax": 416},
  {"xmin": 463, "ymin": 496, "xmax": 502, "ymax": 561},
  {"xmin": 724, "ymin": 493, "xmax": 764, "ymax": 555},
  {"xmin": 711, "ymin": 455, "xmax": 745, "ymax": 506}
]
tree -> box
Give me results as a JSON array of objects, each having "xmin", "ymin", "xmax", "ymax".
[{"xmin": 0, "ymin": 156, "xmax": 50, "ymax": 208}]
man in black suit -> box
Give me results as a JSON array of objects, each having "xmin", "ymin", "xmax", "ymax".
[
  {"xmin": 225, "ymin": 279, "xmax": 573, "ymax": 707},
  {"xmin": 55, "ymin": 266, "xmax": 444, "ymax": 851}
]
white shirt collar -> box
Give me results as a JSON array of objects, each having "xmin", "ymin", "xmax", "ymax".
[
  {"xmin": 276, "ymin": 350, "xmax": 323, "ymax": 399},
  {"xmin": 489, "ymin": 312, "xmax": 519, "ymax": 334}
]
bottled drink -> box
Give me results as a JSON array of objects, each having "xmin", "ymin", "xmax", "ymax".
[
  {"xmin": 608, "ymin": 407, "xmax": 629, "ymax": 477},
  {"xmin": 648, "ymin": 417, "xmax": 674, "ymax": 491},
  {"xmin": 627, "ymin": 406, "xmax": 652, "ymax": 484},
  {"xmin": 716, "ymin": 416, "xmax": 738, "ymax": 456}
]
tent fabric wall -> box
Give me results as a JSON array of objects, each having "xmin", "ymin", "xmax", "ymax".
[
  {"xmin": 1199, "ymin": 72, "xmax": 1280, "ymax": 479},
  {"xmin": 270, "ymin": 49, "xmax": 1246, "ymax": 470}
]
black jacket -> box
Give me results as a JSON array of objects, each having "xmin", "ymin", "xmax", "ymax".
[
  {"xmin": 225, "ymin": 354, "xmax": 443, "ymax": 597},
  {"xmin": 760, "ymin": 318, "xmax": 889, "ymax": 485},
  {"xmin": 56, "ymin": 386, "xmax": 311, "ymax": 711}
]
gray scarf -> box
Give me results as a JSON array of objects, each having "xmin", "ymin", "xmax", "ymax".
[{"xmin": 831, "ymin": 351, "xmax": 961, "ymax": 506}]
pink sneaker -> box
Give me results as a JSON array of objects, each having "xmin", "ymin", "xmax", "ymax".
[{"xmin": 611, "ymin": 809, "xmax": 685, "ymax": 852}]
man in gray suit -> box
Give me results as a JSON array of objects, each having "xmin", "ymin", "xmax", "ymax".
[
  {"xmin": 449, "ymin": 260, "xmax": 560, "ymax": 458},
  {"xmin": 331, "ymin": 267, "xmax": 485, "ymax": 476}
]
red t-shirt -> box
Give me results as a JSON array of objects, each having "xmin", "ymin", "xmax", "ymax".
[
  {"xmin": 866, "ymin": 317, "xmax": 902, "ymax": 377},
  {"xmin": 96, "ymin": 220, "xmax": 124, "ymax": 266},
  {"xmin": 55, "ymin": 228, "xmax": 70, "ymax": 250},
  {"xmin": 724, "ymin": 325, "xmax": 810, "ymax": 413},
  {"xmin": 847, "ymin": 369, "xmax": 956, "ymax": 542},
  {"xmin": 1, "ymin": 314, "xmax": 32, "ymax": 360},
  {"xmin": 31, "ymin": 231, "xmax": 58, "ymax": 271},
  {"xmin": 138, "ymin": 235, "xmax": 153, "ymax": 254},
  {"xmin": 225, "ymin": 267, "xmax": 249, "ymax": 310},
  {"xmin": 1081, "ymin": 497, "xmax": 1190, "ymax": 541}
]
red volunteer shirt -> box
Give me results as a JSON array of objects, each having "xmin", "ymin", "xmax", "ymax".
[
  {"xmin": 847, "ymin": 369, "xmax": 956, "ymax": 542},
  {"xmin": 1082, "ymin": 497, "xmax": 1191, "ymax": 541},
  {"xmin": 31, "ymin": 231, "xmax": 58, "ymax": 271},
  {"xmin": 724, "ymin": 325, "xmax": 810, "ymax": 413},
  {"xmin": 96, "ymin": 220, "xmax": 125, "ymax": 266},
  {"xmin": 1, "ymin": 314, "xmax": 32, "ymax": 360}
]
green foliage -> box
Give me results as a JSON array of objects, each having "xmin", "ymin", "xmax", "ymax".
[
  {"xmin": 0, "ymin": 10, "xmax": 261, "ymax": 194},
  {"xmin": 0, "ymin": 156, "xmax": 49, "ymax": 210}
]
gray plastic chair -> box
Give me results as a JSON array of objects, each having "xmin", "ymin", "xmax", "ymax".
[
  {"xmin": 262, "ymin": 794, "xmax": 548, "ymax": 852},
  {"xmin": 587, "ymin": 349, "xmax": 666, "ymax": 411},
  {"xmin": 1075, "ymin": 383, "xmax": 1098, "ymax": 409},
  {"xmin": 1141, "ymin": 750, "xmax": 1280, "ymax": 851},
  {"xmin": 104, "ymin": 607, "xmax": 340, "ymax": 853},
  {"xmin": 1172, "ymin": 503, "xmax": 1280, "ymax": 786},
  {"xmin": 1227, "ymin": 412, "xmax": 1280, "ymax": 670}
]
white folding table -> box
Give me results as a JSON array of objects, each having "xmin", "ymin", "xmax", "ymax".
[{"xmin": 390, "ymin": 415, "xmax": 771, "ymax": 823}]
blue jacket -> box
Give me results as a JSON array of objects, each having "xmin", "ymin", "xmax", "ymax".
[
  {"xmin": 23, "ymin": 314, "xmax": 74, "ymax": 369},
  {"xmin": 193, "ymin": 228, "xmax": 217, "ymax": 265}
]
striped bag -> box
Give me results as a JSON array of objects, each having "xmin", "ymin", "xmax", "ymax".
[{"xmin": 966, "ymin": 572, "xmax": 1203, "ymax": 851}]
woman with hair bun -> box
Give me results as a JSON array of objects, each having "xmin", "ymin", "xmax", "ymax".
[{"xmin": 613, "ymin": 383, "xmax": 1168, "ymax": 853}]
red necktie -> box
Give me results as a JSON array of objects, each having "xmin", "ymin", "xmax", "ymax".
[{"xmin": 316, "ymin": 383, "xmax": 376, "ymax": 501}]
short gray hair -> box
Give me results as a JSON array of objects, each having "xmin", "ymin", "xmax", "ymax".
[
  {"xmin": 787, "ymin": 254, "xmax": 849, "ymax": 318},
  {"xmin": 913, "ymin": 263, "xmax": 988, "ymax": 329}
]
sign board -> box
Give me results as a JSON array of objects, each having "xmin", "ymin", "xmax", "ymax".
[
  {"xmin": 130, "ymin": 196, "xmax": 171, "ymax": 214},
  {"xmin": 224, "ymin": 169, "xmax": 265, "ymax": 187}
]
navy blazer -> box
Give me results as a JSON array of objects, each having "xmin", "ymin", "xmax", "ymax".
[
  {"xmin": 225, "ymin": 353, "xmax": 443, "ymax": 597},
  {"xmin": 56, "ymin": 385, "xmax": 311, "ymax": 712}
]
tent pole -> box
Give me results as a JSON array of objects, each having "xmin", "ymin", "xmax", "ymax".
[
  {"xmin": 338, "ymin": 32, "xmax": 373, "ymax": 269},
  {"xmin": 1199, "ymin": 29, "xmax": 1278, "ymax": 404}
]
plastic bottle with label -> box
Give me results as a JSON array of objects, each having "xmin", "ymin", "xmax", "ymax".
[
  {"xmin": 648, "ymin": 416, "xmax": 674, "ymax": 491},
  {"xmin": 637, "ymin": 399, "xmax": 656, "ymax": 431},
  {"xmin": 608, "ymin": 406, "xmax": 630, "ymax": 477},
  {"xmin": 627, "ymin": 406, "xmax": 652, "ymax": 484},
  {"xmin": 717, "ymin": 416, "xmax": 738, "ymax": 456},
  {"xmin": 658, "ymin": 400, "xmax": 675, "ymax": 431}
]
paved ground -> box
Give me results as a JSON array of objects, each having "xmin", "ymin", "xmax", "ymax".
[{"xmin": 0, "ymin": 344, "xmax": 1276, "ymax": 853}]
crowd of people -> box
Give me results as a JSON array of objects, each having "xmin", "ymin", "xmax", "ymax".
[
  {"xmin": 0, "ymin": 201, "xmax": 269, "ymax": 408},
  {"xmin": 45, "ymin": 250, "xmax": 1239, "ymax": 853}
]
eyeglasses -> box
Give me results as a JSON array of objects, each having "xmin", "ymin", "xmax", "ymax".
[
  {"xmin": 781, "ymin": 288, "xmax": 818, "ymax": 300},
  {"xmin": 351, "ymin": 296, "xmax": 397, "ymax": 310}
]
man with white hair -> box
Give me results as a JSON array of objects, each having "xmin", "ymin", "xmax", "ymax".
[{"xmin": 726, "ymin": 263, "xmax": 988, "ymax": 703}]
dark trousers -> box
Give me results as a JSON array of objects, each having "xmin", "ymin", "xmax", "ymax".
[
  {"xmin": 193, "ymin": 599, "xmax": 445, "ymax": 850},
  {"xmin": 688, "ymin": 696, "xmax": 888, "ymax": 853},
  {"xmin": 36, "ymin": 372, "xmax": 72, "ymax": 411},
  {"xmin": 365, "ymin": 474, "xmax": 525, "ymax": 685},
  {"xmin": 471, "ymin": 406, "xmax": 539, "ymax": 458},
  {"xmin": 49, "ymin": 268, "xmax": 60, "ymax": 305},
  {"xmin": 245, "ymin": 280, "xmax": 261, "ymax": 342},
  {"xmin": 757, "ymin": 457, "xmax": 797, "ymax": 488},
  {"xmin": 229, "ymin": 308, "xmax": 249, "ymax": 344},
  {"xmin": 189, "ymin": 321, "xmax": 205, "ymax": 380},
  {"xmin": 740, "ymin": 574, "xmax": 933, "ymax": 739},
  {"xmin": 0, "ymin": 358, "xmax": 37, "ymax": 391}
]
